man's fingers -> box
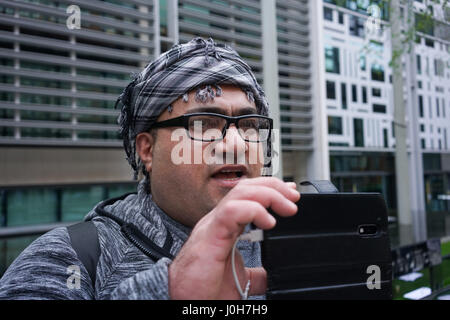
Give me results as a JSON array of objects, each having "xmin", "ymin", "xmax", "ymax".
[
  {"xmin": 230, "ymin": 185, "xmax": 298, "ymax": 218},
  {"xmin": 246, "ymin": 267, "xmax": 267, "ymax": 296},
  {"xmin": 212, "ymin": 200, "xmax": 275, "ymax": 241},
  {"xmin": 238, "ymin": 177, "xmax": 300, "ymax": 203},
  {"xmin": 209, "ymin": 183, "xmax": 299, "ymax": 243}
]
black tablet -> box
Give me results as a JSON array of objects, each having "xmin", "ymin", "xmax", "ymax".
[{"xmin": 261, "ymin": 193, "xmax": 392, "ymax": 300}]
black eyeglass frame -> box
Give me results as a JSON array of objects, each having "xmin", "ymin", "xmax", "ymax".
[{"xmin": 151, "ymin": 112, "xmax": 273, "ymax": 142}]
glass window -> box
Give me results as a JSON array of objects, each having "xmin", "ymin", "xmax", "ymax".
[
  {"xmin": 21, "ymin": 110, "xmax": 71, "ymax": 122},
  {"xmin": 107, "ymin": 184, "xmax": 137, "ymax": 198},
  {"xmin": 0, "ymin": 92, "xmax": 14, "ymax": 102},
  {"xmin": 360, "ymin": 54, "xmax": 366, "ymax": 71},
  {"xmin": 372, "ymin": 88, "xmax": 381, "ymax": 97},
  {"xmin": 0, "ymin": 58, "xmax": 14, "ymax": 67},
  {"xmin": 77, "ymin": 130, "xmax": 120, "ymax": 140},
  {"xmin": 373, "ymin": 104, "xmax": 386, "ymax": 113},
  {"xmin": 362, "ymin": 86, "xmax": 367, "ymax": 104},
  {"xmin": 76, "ymin": 84, "xmax": 122, "ymax": 95},
  {"xmin": 338, "ymin": 12, "xmax": 344, "ymax": 24},
  {"xmin": 429, "ymin": 96, "xmax": 433, "ymax": 118},
  {"xmin": 416, "ymin": 55, "xmax": 422, "ymax": 75},
  {"xmin": 0, "ymin": 127, "xmax": 14, "ymax": 137},
  {"xmin": 326, "ymin": 81, "xmax": 336, "ymax": 99},
  {"xmin": 77, "ymin": 68, "xmax": 128, "ymax": 81},
  {"xmin": 419, "ymin": 95, "xmax": 424, "ymax": 117},
  {"xmin": 61, "ymin": 186, "xmax": 104, "ymax": 222},
  {"xmin": 21, "ymin": 44, "xmax": 69, "ymax": 58},
  {"xmin": 415, "ymin": 12, "xmax": 434, "ymax": 37},
  {"xmin": 349, "ymin": 15, "xmax": 365, "ymax": 38},
  {"xmin": 0, "ymin": 235, "xmax": 40, "ymax": 277},
  {"xmin": 324, "ymin": 7, "xmax": 333, "ymax": 21},
  {"xmin": 371, "ymin": 64, "xmax": 385, "ymax": 82},
  {"xmin": 325, "ymin": 46, "xmax": 340, "ymax": 74},
  {"xmin": 424, "ymin": 174, "xmax": 448, "ymax": 216},
  {"xmin": 352, "ymin": 84, "xmax": 357, "ymax": 102},
  {"xmin": 21, "ymin": 94, "xmax": 71, "ymax": 106},
  {"xmin": 21, "ymin": 128, "xmax": 72, "ymax": 139},
  {"xmin": 76, "ymin": 99, "xmax": 116, "ymax": 109},
  {"xmin": 436, "ymin": 98, "xmax": 440, "ymax": 117},
  {"xmin": 434, "ymin": 59, "xmax": 444, "ymax": 77},
  {"xmin": 0, "ymin": 75, "xmax": 13, "ymax": 84},
  {"xmin": 341, "ymin": 83, "xmax": 347, "ymax": 109},
  {"xmin": 0, "ymin": 108, "xmax": 14, "ymax": 120},
  {"xmin": 354, "ymin": 118, "xmax": 364, "ymax": 147},
  {"xmin": 369, "ymin": 40, "xmax": 384, "ymax": 58},
  {"xmin": 425, "ymin": 38, "xmax": 434, "ymax": 48},
  {"xmin": 77, "ymin": 114, "xmax": 117, "ymax": 125},
  {"xmin": 328, "ymin": 116, "xmax": 343, "ymax": 135},
  {"xmin": 383, "ymin": 128, "xmax": 388, "ymax": 148},
  {"xmin": 160, "ymin": 0, "xmax": 168, "ymax": 36},
  {"xmin": 7, "ymin": 189, "xmax": 57, "ymax": 227},
  {"xmin": 20, "ymin": 77, "xmax": 71, "ymax": 90},
  {"xmin": 20, "ymin": 61, "xmax": 70, "ymax": 73},
  {"xmin": 443, "ymin": 99, "xmax": 446, "ymax": 118},
  {"xmin": 444, "ymin": 129, "xmax": 448, "ymax": 149}
]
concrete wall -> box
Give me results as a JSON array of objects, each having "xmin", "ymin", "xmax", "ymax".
[{"xmin": 0, "ymin": 147, "xmax": 133, "ymax": 187}]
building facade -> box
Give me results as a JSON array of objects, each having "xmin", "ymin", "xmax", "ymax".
[
  {"xmin": 320, "ymin": 0, "xmax": 450, "ymax": 244},
  {"xmin": 0, "ymin": 0, "xmax": 449, "ymax": 275},
  {"xmin": 0, "ymin": 0, "xmax": 318, "ymax": 275}
]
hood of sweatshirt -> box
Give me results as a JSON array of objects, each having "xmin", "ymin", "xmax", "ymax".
[
  {"xmin": 84, "ymin": 176, "xmax": 262, "ymax": 268},
  {"xmin": 84, "ymin": 177, "xmax": 192, "ymax": 255}
]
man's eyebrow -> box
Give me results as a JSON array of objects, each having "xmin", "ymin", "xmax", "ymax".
[{"xmin": 186, "ymin": 106, "xmax": 258, "ymax": 116}]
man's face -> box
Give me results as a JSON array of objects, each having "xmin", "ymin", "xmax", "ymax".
[{"xmin": 139, "ymin": 85, "xmax": 265, "ymax": 227}]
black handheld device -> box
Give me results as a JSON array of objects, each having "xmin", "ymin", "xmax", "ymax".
[{"xmin": 261, "ymin": 182, "xmax": 392, "ymax": 300}]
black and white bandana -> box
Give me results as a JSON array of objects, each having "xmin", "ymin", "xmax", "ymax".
[{"xmin": 115, "ymin": 37, "xmax": 270, "ymax": 178}]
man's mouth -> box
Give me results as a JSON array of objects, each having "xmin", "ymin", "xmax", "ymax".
[
  {"xmin": 211, "ymin": 165, "xmax": 248, "ymax": 185},
  {"xmin": 212, "ymin": 170, "xmax": 244, "ymax": 180}
]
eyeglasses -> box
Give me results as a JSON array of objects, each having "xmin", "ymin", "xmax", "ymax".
[{"xmin": 152, "ymin": 112, "xmax": 273, "ymax": 142}]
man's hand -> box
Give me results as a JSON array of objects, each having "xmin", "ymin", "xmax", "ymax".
[{"xmin": 168, "ymin": 177, "xmax": 300, "ymax": 299}]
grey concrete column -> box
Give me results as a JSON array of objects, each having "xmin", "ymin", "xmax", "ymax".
[
  {"xmin": 70, "ymin": 35, "xmax": 77, "ymax": 141},
  {"xmin": 405, "ymin": 0, "xmax": 427, "ymax": 242},
  {"xmin": 390, "ymin": 0, "xmax": 413, "ymax": 245},
  {"xmin": 307, "ymin": 0, "xmax": 330, "ymax": 182},
  {"xmin": 167, "ymin": 0, "xmax": 179, "ymax": 45},
  {"xmin": 13, "ymin": 9, "xmax": 20, "ymax": 140},
  {"xmin": 262, "ymin": 0, "xmax": 282, "ymax": 178},
  {"xmin": 140, "ymin": 3, "xmax": 154, "ymax": 65}
]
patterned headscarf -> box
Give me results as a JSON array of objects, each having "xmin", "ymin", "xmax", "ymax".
[{"xmin": 115, "ymin": 37, "xmax": 270, "ymax": 178}]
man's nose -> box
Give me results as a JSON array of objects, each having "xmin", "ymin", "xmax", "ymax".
[{"xmin": 216, "ymin": 124, "xmax": 247, "ymax": 157}]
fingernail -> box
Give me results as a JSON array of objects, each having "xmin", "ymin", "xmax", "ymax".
[
  {"xmin": 268, "ymin": 214, "xmax": 276, "ymax": 226},
  {"xmin": 286, "ymin": 182, "xmax": 297, "ymax": 188},
  {"xmin": 289, "ymin": 188, "xmax": 300, "ymax": 198}
]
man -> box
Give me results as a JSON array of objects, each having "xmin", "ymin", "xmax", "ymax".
[{"xmin": 0, "ymin": 38, "xmax": 300, "ymax": 299}]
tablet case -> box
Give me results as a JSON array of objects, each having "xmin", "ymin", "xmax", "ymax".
[{"xmin": 262, "ymin": 192, "xmax": 392, "ymax": 300}]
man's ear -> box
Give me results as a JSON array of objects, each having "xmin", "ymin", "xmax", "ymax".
[{"xmin": 136, "ymin": 132, "xmax": 155, "ymax": 173}]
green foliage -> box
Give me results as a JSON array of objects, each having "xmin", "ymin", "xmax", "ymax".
[
  {"xmin": 389, "ymin": 0, "xmax": 448, "ymax": 70},
  {"xmin": 329, "ymin": 0, "xmax": 448, "ymax": 70},
  {"xmin": 393, "ymin": 241, "xmax": 450, "ymax": 300}
]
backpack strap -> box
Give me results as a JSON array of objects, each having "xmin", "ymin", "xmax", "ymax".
[
  {"xmin": 67, "ymin": 221, "xmax": 101, "ymax": 287},
  {"xmin": 300, "ymin": 180, "xmax": 339, "ymax": 193}
]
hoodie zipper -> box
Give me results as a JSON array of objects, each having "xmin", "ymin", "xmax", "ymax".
[
  {"xmin": 95, "ymin": 194, "xmax": 174, "ymax": 261},
  {"xmin": 121, "ymin": 225, "xmax": 162, "ymax": 260}
]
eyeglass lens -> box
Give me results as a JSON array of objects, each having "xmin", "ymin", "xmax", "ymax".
[{"xmin": 187, "ymin": 115, "xmax": 270, "ymax": 142}]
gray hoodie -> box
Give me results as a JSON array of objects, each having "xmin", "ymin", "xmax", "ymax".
[{"xmin": 0, "ymin": 178, "xmax": 262, "ymax": 300}]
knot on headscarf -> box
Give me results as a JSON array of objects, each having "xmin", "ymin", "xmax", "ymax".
[
  {"xmin": 115, "ymin": 37, "xmax": 270, "ymax": 179},
  {"xmin": 202, "ymin": 37, "xmax": 223, "ymax": 67}
]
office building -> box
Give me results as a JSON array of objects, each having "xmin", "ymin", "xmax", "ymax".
[{"xmin": 0, "ymin": 0, "xmax": 449, "ymax": 274}]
